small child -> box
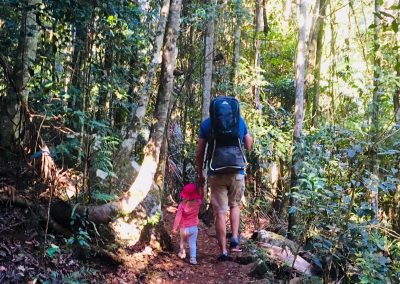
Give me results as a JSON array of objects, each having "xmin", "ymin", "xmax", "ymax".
[{"xmin": 173, "ymin": 183, "xmax": 203, "ymax": 265}]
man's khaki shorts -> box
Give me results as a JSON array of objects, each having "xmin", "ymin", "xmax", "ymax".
[{"xmin": 209, "ymin": 173, "xmax": 245, "ymax": 213}]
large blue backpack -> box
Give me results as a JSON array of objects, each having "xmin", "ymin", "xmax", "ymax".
[{"xmin": 206, "ymin": 96, "xmax": 246, "ymax": 173}]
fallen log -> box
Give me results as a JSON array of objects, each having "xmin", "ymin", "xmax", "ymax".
[
  {"xmin": 0, "ymin": 194, "xmax": 71, "ymax": 236},
  {"xmin": 259, "ymin": 242, "xmax": 313, "ymax": 275}
]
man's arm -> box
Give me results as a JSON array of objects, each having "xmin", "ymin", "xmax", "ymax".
[
  {"xmin": 195, "ymin": 138, "xmax": 207, "ymax": 186},
  {"xmin": 243, "ymin": 133, "xmax": 253, "ymax": 150}
]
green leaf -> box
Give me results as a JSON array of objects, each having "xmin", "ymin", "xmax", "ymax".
[
  {"xmin": 391, "ymin": 20, "xmax": 399, "ymax": 33},
  {"xmin": 92, "ymin": 191, "xmax": 118, "ymax": 202},
  {"xmin": 46, "ymin": 244, "xmax": 60, "ymax": 258}
]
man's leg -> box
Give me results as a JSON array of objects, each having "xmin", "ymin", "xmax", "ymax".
[
  {"xmin": 209, "ymin": 175, "xmax": 229, "ymax": 257},
  {"xmin": 228, "ymin": 174, "xmax": 245, "ymax": 251},
  {"xmin": 215, "ymin": 211, "xmax": 227, "ymax": 254},
  {"xmin": 230, "ymin": 205, "xmax": 240, "ymax": 240}
]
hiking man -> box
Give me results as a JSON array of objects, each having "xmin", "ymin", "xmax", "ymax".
[{"xmin": 196, "ymin": 96, "xmax": 253, "ymax": 261}]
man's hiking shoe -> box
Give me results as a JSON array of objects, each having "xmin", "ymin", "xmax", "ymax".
[
  {"xmin": 229, "ymin": 238, "xmax": 242, "ymax": 252},
  {"xmin": 178, "ymin": 250, "xmax": 186, "ymax": 259},
  {"xmin": 217, "ymin": 253, "xmax": 232, "ymax": 262},
  {"xmin": 189, "ymin": 257, "xmax": 197, "ymax": 265}
]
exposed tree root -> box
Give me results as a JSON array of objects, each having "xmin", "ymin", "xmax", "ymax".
[{"xmin": 0, "ymin": 194, "xmax": 170, "ymax": 266}]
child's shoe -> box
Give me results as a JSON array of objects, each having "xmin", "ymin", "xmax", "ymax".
[
  {"xmin": 178, "ymin": 249, "xmax": 186, "ymax": 259},
  {"xmin": 189, "ymin": 257, "xmax": 197, "ymax": 265}
]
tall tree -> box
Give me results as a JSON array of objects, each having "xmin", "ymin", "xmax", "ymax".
[
  {"xmin": 369, "ymin": 0, "xmax": 382, "ymax": 215},
  {"xmin": 87, "ymin": 0, "xmax": 183, "ymax": 225},
  {"xmin": 254, "ymin": 0, "xmax": 263, "ymax": 110},
  {"xmin": 202, "ymin": 0, "xmax": 217, "ymax": 121},
  {"xmin": 311, "ymin": 0, "xmax": 327, "ymax": 127},
  {"xmin": 0, "ymin": 0, "xmax": 42, "ymax": 155},
  {"xmin": 112, "ymin": 0, "xmax": 171, "ymax": 192},
  {"xmin": 231, "ymin": 0, "xmax": 243, "ymax": 88},
  {"xmin": 288, "ymin": 0, "xmax": 307, "ymax": 239},
  {"xmin": 394, "ymin": 0, "xmax": 400, "ymax": 124}
]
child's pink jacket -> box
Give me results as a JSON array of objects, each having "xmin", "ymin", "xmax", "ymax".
[{"xmin": 173, "ymin": 200, "xmax": 201, "ymax": 231}]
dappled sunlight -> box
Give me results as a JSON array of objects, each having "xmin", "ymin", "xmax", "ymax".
[{"xmin": 121, "ymin": 155, "xmax": 158, "ymax": 213}]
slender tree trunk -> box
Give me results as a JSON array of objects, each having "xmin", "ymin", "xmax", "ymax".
[
  {"xmin": 311, "ymin": 0, "xmax": 327, "ymax": 127},
  {"xmin": 96, "ymin": 41, "xmax": 113, "ymax": 121},
  {"xmin": 155, "ymin": 93, "xmax": 177, "ymax": 193},
  {"xmin": 0, "ymin": 0, "xmax": 41, "ymax": 156},
  {"xmin": 69, "ymin": 19, "xmax": 89, "ymax": 110},
  {"xmin": 111, "ymin": 0, "xmax": 170, "ymax": 192},
  {"xmin": 254, "ymin": 0, "xmax": 263, "ymax": 110},
  {"xmin": 202, "ymin": 0, "xmax": 216, "ymax": 121},
  {"xmin": 394, "ymin": 0, "xmax": 400, "ymax": 124},
  {"xmin": 87, "ymin": 0, "xmax": 183, "ymax": 225},
  {"xmin": 288, "ymin": 0, "xmax": 307, "ymax": 240},
  {"xmin": 284, "ymin": 0, "xmax": 292, "ymax": 21},
  {"xmin": 128, "ymin": 0, "xmax": 170, "ymax": 134},
  {"xmin": 369, "ymin": 0, "xmax": 381, "ymax": 215},
  {"xmin": 263, "ymin": 0, "xmax": 269, "ymax": 36},
  {"xmin": 231, "ymin": 1, "xmax": 242, "ymax": 88},
  {"xmin": 306, "ymin": 1, "xmax": 320, "ymax": 79},
  {"xmin": 329, "ymin": 7, "xmax": 337, "ymax": 123}
]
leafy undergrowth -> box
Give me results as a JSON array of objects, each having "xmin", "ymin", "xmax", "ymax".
[
  {"xmin": 0, "ymin": 199, "xmax": 288, "ymax": 284},
  {"xmin": 0, "ymin": 204, "xmax": 136, "ymax": 283}
]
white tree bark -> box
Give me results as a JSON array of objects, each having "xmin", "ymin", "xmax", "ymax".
[
  {"xmin": 111, "ymin": 0, "xmax": 171, "ymax": 192},
  {"xmin": 202, "ymin": 0, "xmax": 217, "ymax": 121},
  {"xmin": 293, "ymin": 0, "xmax": 307, "ymax": 139},
  {"xmin": 288, "ymin": 0, "xmax": 307, "ymax": 239},
  {"xmin": 88, "ymin": 0, "xmax": 183, "ymax": 225}
]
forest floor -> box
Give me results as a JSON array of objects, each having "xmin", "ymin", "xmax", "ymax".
[
  {"xmin": 144, "ymin": 206, "xmax": 268, "ymax": 284},
  {"xmin": 0, "ymin": 198, "xmax": 275, "ymax": 283}
]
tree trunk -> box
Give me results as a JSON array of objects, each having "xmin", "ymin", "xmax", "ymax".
[
  {"xmin": 284, "ymin": 0, "xmax": 292, "ymax": 21},
  {"xmin": 96, "ymin": 41, "xmax": 113, "ymax": 121},
  {"xmin": 231, "ymin": 2, "xmax": 242, "ymax": 88},
  {"xmin": 288, "ymin": 0, "xmax": 307, "ymax": 240},
  {"xmin": 87, "ymin": 0, "xmax": 183, "ymax": 229},
  {"xmin": 69, "ymin": 17, "xmax": 90, "ymax": 110},
  {"xmin": 306, "ymin": 0, "xmax": 320, "ymax": 81},
  {"xmin": 0, "ymin": 0, "xmax": 41, "ymax": 156},
  {"xmin": 311, "ymin": 0, "xmax": 327, "ymax": 128},
  {"xmin": 369, "ymin": 0, "xmax": 381, "ymax": 215},
  {"xmin": 202, "ymin": 0, "xmax": 216, "ymax": 121},
  {"xmin": 328, "ymin": 5, "xmax": 337, "ymax": 123},
  {"xmin": 111, "ymin": 0, "xmax": 171, "ymax": 192},
  {"xmin": 394, "ymin": 0, "xmax": 400, "ymax": 124},
  {"xmin": 254, "ymin": 0, "xmax": 263, "ymax": 110},
  {"xmin": 263, "ymin": 0, "xmax": 269, "ymax": 36}
]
